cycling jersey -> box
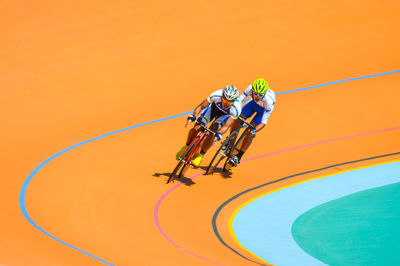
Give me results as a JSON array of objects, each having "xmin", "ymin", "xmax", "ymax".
[
  {"xmin": 197, "ymin": 89, "xmax": 242, "ymax": 126},
  {"xmin": 207, "ymin": 89, "xmax": 242, "ymax": 118},
  {"xmin": 238, "ymin": 85, "xmax": 276, "ymax": 124}
]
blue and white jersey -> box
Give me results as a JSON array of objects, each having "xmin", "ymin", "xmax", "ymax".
[
  {"xmin": 207, "ymin": 89, "xmax": 242, "ymax": 119},
  {"xmin": 238, "ymin": 85, "xmax": 276, "ymax": 124}
]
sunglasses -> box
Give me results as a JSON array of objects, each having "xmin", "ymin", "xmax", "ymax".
[
  {"xmin": 252, "ymin": 91, "xmax": 266, "ymax": 98},
  {"xmin": 222, "ymin": 96, "xmax": 234, "ymax": 105}
]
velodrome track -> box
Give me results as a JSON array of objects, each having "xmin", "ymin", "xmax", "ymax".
[{"xmin": 2, "ymin": 1, "xmax": 400, "ymax": 265}]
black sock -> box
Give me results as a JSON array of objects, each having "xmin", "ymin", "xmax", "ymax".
[{"xmin": 237, "ymin": 150, "xmax": 244, "ymax": 159}]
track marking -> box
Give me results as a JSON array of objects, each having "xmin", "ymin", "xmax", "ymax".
[
  {"xmin": 19, "ymin": 70, "xmax": 400, "ymax": 264},
  {"xmin": 158, "ymin": 128, "xmax": 400, "ymax": 264},
  {"xmin": 228, "ymin": 158, "xmax": 400, "ymax": 265}
]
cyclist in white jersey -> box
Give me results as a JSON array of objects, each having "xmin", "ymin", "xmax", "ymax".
[
  {"xmin": 228, "ymin": 78, "xmax": 276, "ymax": 167},
  {"xmin": 176, "ymin": 86, "xmax": 242, "ymax": 167}
]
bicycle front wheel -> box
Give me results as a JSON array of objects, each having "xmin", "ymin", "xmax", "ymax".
[
  {"xmin": 167, "ymin": 160, "xmax": 184, "ymax": 183},
  {"xmin": 179, "ymin": 136, "xmax": 203, "ymax": 178},
  {"xmin": 223, "ymin": 127, "xmax": 249, "ymax": 172},
  {"xmin": 206, "ymin": 131, "xmax": 238, "ymax": 175},
  {"xmin": 205, "ymin": 144, "xmax": 225, "ymax": 175}
]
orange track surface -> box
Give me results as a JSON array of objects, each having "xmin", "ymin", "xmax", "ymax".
[{"xmin": 2, "ymin": 1, "xmax": 400, "ymax": 265}]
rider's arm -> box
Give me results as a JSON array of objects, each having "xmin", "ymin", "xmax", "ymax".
[
  {"xmin": 238, "ymin": 85, "xmax": 252, "ymax": 102},
  {"xmin": 253, "ymin": 122, "xmax": 265, "ymax": 133},
  {"xmin": 186, "ymin": 99, "xmax": 209, "ymax": 127},
  {"xmin": 193, "ymin": 99, "xmax": 209, "ymax": 117},
  {"xmin": 218, "ymin": 116, "xmax": 235, "ymax": 135},
  {"xmin": 229, "ymin": 113, "xmax": 245, "ymax": 133},
  {"xmin": 193, "ymin": 91, "xmax": 218, "ymax": 118}
]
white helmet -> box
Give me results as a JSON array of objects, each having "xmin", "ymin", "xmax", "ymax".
[{"xmin": 222, "ymin": 85, "xmax": 239, "ymax": 101}]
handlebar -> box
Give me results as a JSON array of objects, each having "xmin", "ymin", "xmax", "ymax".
[
  {"xmin": 192, "ymin": 116, "xmax": 253, "ymax": 137},
  {"xmin": 195, "ymin": 120, "xmax": 218, "ymax": 135},
  {"xmin": 237, "ymin": 116, "xmax": 256, "ymax": 130}
]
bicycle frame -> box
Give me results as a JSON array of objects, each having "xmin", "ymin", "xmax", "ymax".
[
  {"xmin": 178, "ymin": 120, "xmax": 216, "ymax": 163},
  {"xmin": 222, "ymin": 116, "xmax": 256, "ymax": 170},
  {"xmin": 167, "ymin": 120, "xmax": 217, "ymax": 183},
  {"xmin": 205, "ymin": 116, "xmax": 255, "ymax": 175},
  {"xmin": 231, "ymin": 117, "xmax": 254, "ymax": 152}
]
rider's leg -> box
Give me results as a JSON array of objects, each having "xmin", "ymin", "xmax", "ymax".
[
  {"xmin": 177, "ymin": 108, "xmax": 211, "ymax": 160},
  {"xmin": 235, "ymin": 122, "xmax": 256, "ymax": 160},
  {"xmin": 229, "ymin": 102, "xmax": 255, "ymax": 164},
  {"xmin": 230, "ymin": 101, "xmax": 264, "ymax": 165},
  {"xmin": 192, "ymin": 122, "xmax": 220, "ymax": 167},
  {"xmin": 200, "ymin": 122, "xmax": 220, "ymax": 153},
  {"xmin": 191, "ymin": 104, "xmax": 226, "ymax": 167},
  {"xmin": 176, "ymin": 124, "xmax": 200, "ymax": 157},
  {"xmin": 186, "ymin": 124, "xmax": 201, "ymax": 145},
  {"xmin": 229, "ymin": 114, "xmax": 245, "ymax": 133}
]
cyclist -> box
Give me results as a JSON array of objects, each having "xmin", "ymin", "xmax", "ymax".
[
  {"xmin": 176, "ymin": 85, "xmax": 242, "ymax": 167},
  {"xmin": 227, "ymin": 78, "xmax": 276, "ymax": 167}
]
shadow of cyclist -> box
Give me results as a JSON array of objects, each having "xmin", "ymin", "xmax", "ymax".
[
  {"xmin": 153, "ymin": 172, "xmax": 195, "ymax": 186},
  {"xmin": 198, "ymin": 166, "xmax": 233, "ymax": 179}
]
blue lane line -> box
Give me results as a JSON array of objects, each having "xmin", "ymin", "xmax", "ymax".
[
  {"xmin": 19, "ymin": 70, "xmax": 400, "ymax": 264},
  {"xmin": 277, "ymin": 70, "xmax": 400, "ymax": 95},
  {"xmin": 19, "ymin": 112, "xmax": 191, "ymax": 265}
]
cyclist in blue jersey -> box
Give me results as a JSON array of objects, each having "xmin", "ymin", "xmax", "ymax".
[{"xmin": 227, "ymin": 78, "xmax": 276, "ymax": 167}]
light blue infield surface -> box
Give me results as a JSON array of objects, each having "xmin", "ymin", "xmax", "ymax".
[{"xmin": 232, "ymin": 161, "xmax": 400, "ymax": 266}]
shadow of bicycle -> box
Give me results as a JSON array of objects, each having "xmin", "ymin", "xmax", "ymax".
[
  {"xmin": 153, "ymin": 172, "xmax": 196, "ymax": 186},
  {"xmin": 198, "ymin": 166, "xmax": 233, "ymax": 179}
]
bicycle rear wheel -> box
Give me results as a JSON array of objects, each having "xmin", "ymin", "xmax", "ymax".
[{"xmin": 206, "ymin": 131, "xmax": 238, "ymax": 175}]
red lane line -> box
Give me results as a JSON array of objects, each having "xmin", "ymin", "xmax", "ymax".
[{"xmin": 154, "ymin": 173, "xmax": 222, "ymax": 265}]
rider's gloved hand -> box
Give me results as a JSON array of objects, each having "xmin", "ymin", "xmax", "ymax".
[
  {"xmin": 187, "ymin": 114, "xmax": 196, "ymax": 122},
  {"xmin": 185, "ymin": 114, "xmax": 196, "ymax": 128},
  {"xmin": 216, "ymin": 132, "xmax": 222, "ymax": 141},
  {"xmin": 251, "ymin": 128, "xmax": 257, "ymax": 136}
]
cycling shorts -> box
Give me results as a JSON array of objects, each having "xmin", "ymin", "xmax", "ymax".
[
  {"xmin": 241, "ymin": 100, "xmax": 266, "ymax": 125},
  {"xmin": 197, "ymin": 102, "xmax": 230, "ymax": 126}
]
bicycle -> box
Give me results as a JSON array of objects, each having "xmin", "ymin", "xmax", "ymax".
[
  {"xmin": 205, "ymin": 116, "xmax": 255, "ymax": 175},
  {"xmin": 167, "ymin": 120, "xmax": 217, "ymax": 184}
]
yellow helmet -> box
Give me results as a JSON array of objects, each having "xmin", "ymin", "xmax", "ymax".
[{"xmin": 252, "ymin": 78, "xmax": 269, "ymax": 94}]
